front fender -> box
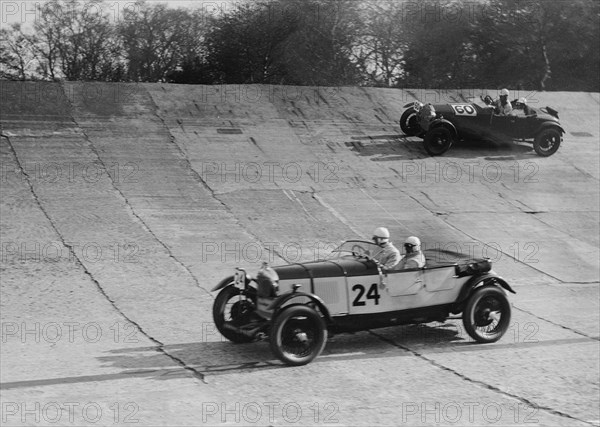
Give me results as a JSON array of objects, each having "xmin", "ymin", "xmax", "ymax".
[
  {"xmin": 268, "ymin": 291, "xmax": 332, "ymax": 323},
  {"xmin": 429, "ymin": 118, "xmax": 458, "ymax": 137},
  {"xmin": 211, "ymin": 275, "xmax": 234, "ymax": 292},
  {"xmin": 451, "ymin": 273, "xmax": 515, "ymax": 314},
  {"xmin": 536, "ymin": 122, "xmax": 566, "ymax": 135}
]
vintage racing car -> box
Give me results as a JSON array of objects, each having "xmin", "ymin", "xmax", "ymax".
[
  {"xmin": 399, "ymin": 96, "xmax": 565, "ymax": 156},
  {"xmin": 212, "ymin": 240, "xmax": 515, "ymax": 366}
]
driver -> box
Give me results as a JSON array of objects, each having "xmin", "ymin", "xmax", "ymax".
[
  {"xmin": 396, "ymin": 236, "xmax": 426, "ymax": 269},
  {"xmin": 493, "ymin": 88, "xmax": 513, "ymax": 116},
  {"xmin": 371, "ymin": 227, "xmax": 401, "ymax": 269}
]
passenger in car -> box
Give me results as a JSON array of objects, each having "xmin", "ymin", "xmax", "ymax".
[
  {"xmin": 396, "ymin": 236, "xmax": 426, "ymax": 269},
  {"xmin": 371, "ymin": 227, "xmax": 401, "ymax": 269},
  {"xmin": 516, "ymin": 97, "xmax": 534, "ymax": 116}
]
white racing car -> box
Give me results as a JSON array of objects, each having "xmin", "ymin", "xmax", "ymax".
[{"xmin": 212, "ymin": 240, "xmax": 515, "ymax": 365}]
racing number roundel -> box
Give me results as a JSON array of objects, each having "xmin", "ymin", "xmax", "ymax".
[{"xmin": 451, "ymin": 104, "xmax": 477, "ymax": 116}]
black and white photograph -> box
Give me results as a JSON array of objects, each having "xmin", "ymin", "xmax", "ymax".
[{"xmin": 1, "ymin": 0, "xmax": 598, "ymax": 425}]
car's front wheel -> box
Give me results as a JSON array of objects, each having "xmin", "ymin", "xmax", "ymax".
[
  {"xmin": 424, "ymin": 127, "xmax": 454, "ymax": 155},
  {"xmin": 462, "ymin": 286, "xmax": 511, "ymax": 343},
  {"xmin": 213, "ymin": 284, "xmax": 257, "ymax": 343},
  {"xmin": 400, "ymin": 107, "xmax": 421, "ymax": 136},
  {"xmin": 534, "ymin": 128, "xmax": 562, "ymax": 156},
  {"xmin": 270, "ymin": 305, "xmax": 327, "ymax": 366}
]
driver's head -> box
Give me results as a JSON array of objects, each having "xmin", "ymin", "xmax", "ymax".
[
  {"xmin": 372, "ymin": 227, "xmax": 390, "ymax": 246},
  {"xmin": 499, "ymin": 88, "xmax": 509, "ymax": 101},
  {"xmin": 404, "ymin": 236, "xmax": 421, "ymax": 254}
]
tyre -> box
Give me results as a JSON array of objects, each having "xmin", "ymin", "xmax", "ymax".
[
  {"xmin": 424, "ymin": 127, "xmax": 454, "ymax": 156},
  {"xmin": 270, "ymin": 305, "xmax": 327, "ymax": 366},
  {"xmin": 534, "ymin": 128, "xmax": 562, "ymax": 156},
  {"xmin": 213, "ymin": 284, "xmax": 257, "ymax": 343},
  {"xmin": 462, "ymin": 286, "xmax": 511, "ymax": 343},
  {"xmin": 400, "ymin": 107, "xmax": 421, "ymax": 136}
]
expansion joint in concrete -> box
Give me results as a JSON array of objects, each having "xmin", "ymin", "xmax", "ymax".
[{"xmin": 368, "ymin": 330, "xmax": 597, "ymax": 426}]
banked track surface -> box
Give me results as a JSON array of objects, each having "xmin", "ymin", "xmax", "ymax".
[{"xmin": 1, "ymin": 82, "xmax": 599, "ymax": 426}]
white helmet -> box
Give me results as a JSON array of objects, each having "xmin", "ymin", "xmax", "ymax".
[
  {"xmin": 518, "ymin": 97, "xmax": 527, "ymax": 105},
  {"xmin": 404, "ymin": 236, "xmax": 421, "ymax": 253},
  {"xmin": 372, "ymin": 227, "xmax": 390, "ymax": 242},
  {"xmin": 499, "ymin": 88, "xmax": 509, "ymax": 96}
]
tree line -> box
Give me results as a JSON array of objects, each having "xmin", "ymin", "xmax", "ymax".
[{"xmin": 1, "ymin": 0, "xmax": 598, "ymax": 91}]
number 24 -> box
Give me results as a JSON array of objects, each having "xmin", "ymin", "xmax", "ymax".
[{"xmin": 352, "ymin": 283, "xmax": 380, "ymax": 306}]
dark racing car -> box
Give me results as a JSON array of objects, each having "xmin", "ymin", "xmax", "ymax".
[
  {"xmin": 212, "ymin": 240, "xmax": 515, "ymax": 366},
  {"xmin": 399, "ymin": 96, "xmax": 565, "ymax": 156}
]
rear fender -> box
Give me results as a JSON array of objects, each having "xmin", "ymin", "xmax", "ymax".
[
  {"xmin": 429, "ymin": 119, "xmax": 458, "ymax": 137},
  {"xmin": 268, "ymin": 291, "xmax": 332, "ymax": 323},
  {"xmin": 451, "ymin": 274, "xmax": 515, "ymax": 314}
]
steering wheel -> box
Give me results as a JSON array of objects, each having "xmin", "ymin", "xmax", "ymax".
[
  {"xmin": 351, "ymin": 244, "xmax": 365, "ymax": 255},
  {"xmin": 482, "ymin": 95, "xmax": 494, "ymax": 105}
]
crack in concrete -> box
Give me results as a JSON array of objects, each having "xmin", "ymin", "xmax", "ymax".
[
  {"xmin": 406, "ymin": 193, "xmax": 565, "ymax": 284},
  {"xmin": 3, "ymin": 132, "xmax": 207, "ymax": 385},
  {"xmin": 368, "ymin": 330, "xmax": 598, "ymax": 426},
  {"xmin": 146, "ymin": 90, "xmax": 289, "ymax": 265},
  {"xmin": 513, "ymin": 305, "xmax": 600, "ymax": 341},
  {"xmin": 68, "ymin": 115, "xmax": 212, "ymax": 299}
]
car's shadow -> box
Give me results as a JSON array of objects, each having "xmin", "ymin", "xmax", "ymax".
[
  {"xmin": 345, "ymin": 134, "xmax": 428, "ymax": 160},
  {"xmin": 92, "ymin": 323, "xmax": 467, "ymax": 380},
  {"xmin": 450, "ymin": 137, "xmax": 538, "ymax": 160},
  {"xmin": 346, "ymin": 133, "xmax": 539, "ymax": 161}
]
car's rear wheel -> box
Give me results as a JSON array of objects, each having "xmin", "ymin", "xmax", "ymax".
[
  {"xmin": 424, "ymin": 127, "xmax": 454, "ymax": 156},
  {"xmin": 270, "ymin": 305, "xmax": 327, "ymax": 366},
  {"xmin": 213, "ymin": 284, "xmax": 257, "ymax": 343},
  {"xmin": 463, "ymin": 286, "xmax": 511, "ymax": 343},
  {"xmin": 400, "ymin": 107, "xmax": 421, "ymax": 136},
  {"xmin": 534, "ymin": 128, "xmax": 562, "ymax": 156}
]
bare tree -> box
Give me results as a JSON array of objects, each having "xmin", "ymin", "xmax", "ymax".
[
  {"xmin": 30, "ymin": 0, "xmax": 122, "ymax": 81},
  {"xmin": 119, "ymin": 1, "xmax": 205, "ymax": 82},
  {"xmin": 353, "ymin": 1, "xmax": 407, "ymax": 87},
  {"xmin": 0, "ymin": 24, "xmax": 38, "ymax": 80}
]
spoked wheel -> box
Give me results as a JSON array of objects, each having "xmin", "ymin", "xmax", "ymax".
[
  {"xmin": 270, "ymin": 305, "xmax": 327, "ymax": 366},
  {"xmin": 213, "ymin": 284, "xmax": 257, "ymax": 343},
  {"xmin": 424, "ymin": 127, "xmax": 454, "ymax": 156},
  {"xmin": 534, "ymin": 128, "xmax": 562, "ymax": 156},
  {"xmin": 463, "ymin": 286, "xmax": 511, "ymax": 343},
  {"xmin": 400, "ymin": 107, "xmax": 421, "ymax": 136}
]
